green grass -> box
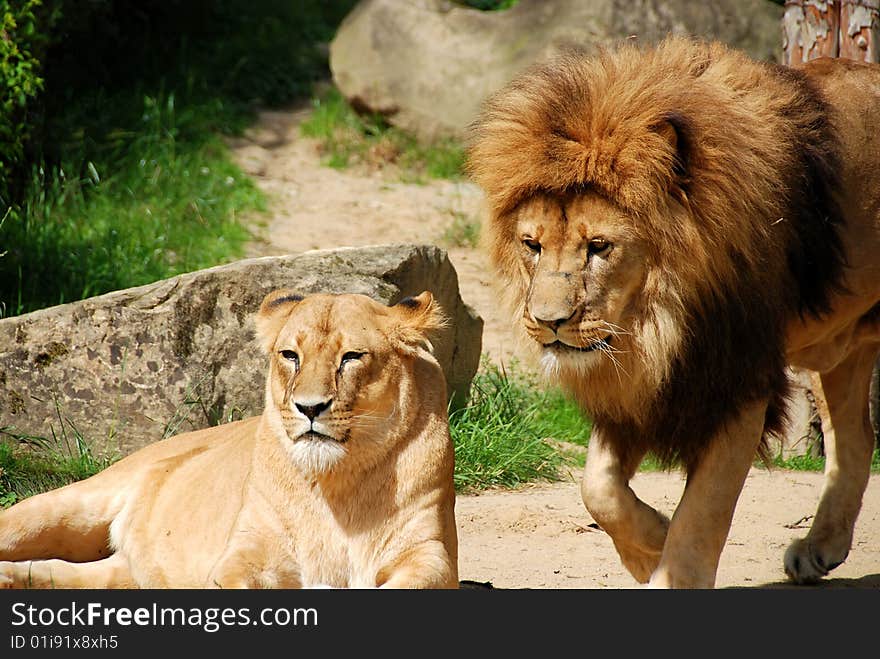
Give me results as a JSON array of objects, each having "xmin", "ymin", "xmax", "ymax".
[
  {"xmin": 772, "ymin": 447, "xmax": 880, "ymax": 473},
  {"xmin": 450, "ymin": 361, "xmax": 591, "ymax": 492},
  {"xmin": 0, "ymin": 425, "xmax": 113, "ymax": 508},
  {"xmin": 0, "ymin": 91, "xmax": 263, "ymax": 317},
  {"xmin": 299, "ymin": 87, "xmax": 466, "ymax": 182}
]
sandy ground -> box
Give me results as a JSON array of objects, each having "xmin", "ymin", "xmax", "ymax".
[{"xmin": 229, "ymin": 106, "xmax": 880, "ymax": 589}]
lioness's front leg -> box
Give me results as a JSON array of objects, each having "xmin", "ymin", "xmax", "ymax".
[
  {"xmin": 580, "ymin": 432, "xmax": 670, "ymax": 583},
  {"xmin": 648, "ymin": 400, "xmax": 767, "ymax": 588},
  {"xmin": 376, "ymin": 540, "xmax": 458, "ymax": 589},
  {"xmin": 0, "ymin": 555, "xmax": 134, "ymax": 589}
]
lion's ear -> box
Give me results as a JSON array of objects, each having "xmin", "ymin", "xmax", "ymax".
[
  {"xmin": 390, "ymin": 291, "xmax": 447, "ymax": 354},
  {"xmin": 255, "ymin": 289, "xmax": 304, "ymax": 353},
  {"xmin": 652, "ymin": 112, "xmax": 692, "ymax": 201}
]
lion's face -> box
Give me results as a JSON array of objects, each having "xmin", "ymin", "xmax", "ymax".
[
  {"xmin": 255, "ymin": 291, "xmax": 443, "ymax": 477},
  {"xmin": 511, "ymin": 192, "xmax": 650, "ymax": 376}
]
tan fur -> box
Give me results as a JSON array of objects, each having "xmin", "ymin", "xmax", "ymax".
[
  {"xmin": 0, "ymin": 292, "xmax": 458, "ymax": 589},
  {"xmin": 469, "ymin": 37, "xmax": 880, "ymax": 587}
]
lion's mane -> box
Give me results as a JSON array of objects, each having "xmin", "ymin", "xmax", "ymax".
[{"xmin": 468, "ymin": 37, "xmax": 847, "ymax": 468}]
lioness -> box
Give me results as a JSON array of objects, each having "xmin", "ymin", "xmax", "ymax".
[
  {"xmin": 468, "ymin": 37, "xmax": 880, "ymax": 587},
  {"xmin": 0, "ymin": 290, "xmax": 458, "ymax": 588}
]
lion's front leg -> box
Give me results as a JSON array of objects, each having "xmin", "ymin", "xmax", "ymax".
[
  {"xmin": 580, "ymin": 433, "xmax": 669, "ymax": 583},
  {"xmin": 648, "ymin": 400, "xmax": 767, "ymax": 588}
]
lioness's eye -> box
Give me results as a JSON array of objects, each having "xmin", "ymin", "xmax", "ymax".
[
  {"xmin": 588, "ymin": 239, "xmax": 611, "ymax": 256},
  {"xmin": 279, "ymin": 350, "xmax": 299, "ymax": 368},
  {"xmin": 522, "ymin": 237, "xmax": 541, "ymax": 253},
  {"xmin": 340, "ymin": 351, "xmax": 365, "ymax": 366}
]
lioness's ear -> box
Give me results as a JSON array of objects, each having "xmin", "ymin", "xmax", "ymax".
[
  {"xmin": 391, "ymin": 291, "xmax": 447, "ymax": 354},
  {"xmin": 255, "ymin": 289, "xmax": 304, "ymax": 353}
]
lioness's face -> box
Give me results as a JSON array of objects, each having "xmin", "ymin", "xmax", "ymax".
[
  {"xmin": 256, "ymin": 291, "xmax": 440, "ymax": 476},
  {"xmin": 514, "ymin": 192, "xmax": 648, "ymax": 372}
]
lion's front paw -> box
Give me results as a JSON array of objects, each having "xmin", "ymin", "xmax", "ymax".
[
  {"xmin": 613, "ymin": 541, "xmax": 662, "ymax": 584},
  {"xmin": 783, "ymin": 537, "xmax": 847, "ymax": 584}
]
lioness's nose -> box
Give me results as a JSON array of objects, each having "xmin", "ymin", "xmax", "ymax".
[{"xmin": 295, "ymin": 399, "xmax": 332, "ymax": 421}]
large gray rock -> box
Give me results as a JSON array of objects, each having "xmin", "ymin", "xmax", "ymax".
[
  {"xmin": 0, "ymin": 245, "xmax": 482, "ymax": 457},
  {"xmin": 330, "ymin": 0, "xmax": 784, "ymax": 140}
]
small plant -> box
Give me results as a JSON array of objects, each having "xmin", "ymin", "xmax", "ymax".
[
  {"xmin": 441, "ymin": 210, "xmax": 481, "ymax": 248},
  {"xmin": 300, "ymin": 87, "xmax": 466, "ymax": 182},
  {"xmin": 162, "ymin": 373, "xmax": 250, "ymax": 439}
]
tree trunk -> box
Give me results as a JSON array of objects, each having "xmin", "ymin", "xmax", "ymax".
[{"xmin": 871, "ymin": 362, "xmax": 880, "ymax": 441}]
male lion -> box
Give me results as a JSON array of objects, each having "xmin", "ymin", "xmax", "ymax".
[
  {"xmin": 0, "ymin": 291, "xmax": 458, "ymax": 588},
  {"xmin": 468, "ymin": 36, "xmax": 880, "ymax": 588}
]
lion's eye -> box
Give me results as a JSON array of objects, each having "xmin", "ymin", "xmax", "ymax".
[
  {"xmin": 588, "ymin": 239, "xmax": 611, "ymax": 256},
  {"xmin": 279, "ymin": 350, "xmax": 299, "ymax": 368},
  {"xmin": 340, "ymin": 351, "xmax": 365, "ymax": 369},
  {"xmin": 522, "ymin": 237, "xmax": 542, "ymax": 254}
]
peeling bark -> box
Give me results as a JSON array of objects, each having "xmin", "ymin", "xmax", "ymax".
[
  {"xmin": 783, "ymin": 0, "xmax": 879, "ymax": 63},
  {"xmin": 783, "ymin": 0, "xmax": 840, "ymax": 64},
  {"xmin": 840, "ymin": 0, "xmax": 879, "ymax": 61}
]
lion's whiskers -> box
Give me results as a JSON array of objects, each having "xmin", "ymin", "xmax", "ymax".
[
  {"xmin": 576, "ymin": 325, "xmax": 630, "ymax": 382},
  {"xmin": 599, "ymin": 342, "xmax": 630, "ymax": 383},
  {"xmin": 597, "ymin": 320, "xmax": 631, "ymax": 337}
]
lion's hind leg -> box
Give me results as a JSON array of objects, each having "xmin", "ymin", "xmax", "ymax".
[
  {"xmin": 784, "ymin": 341, "xmax": 879, "ymax": 584},
  {"xmin": 0, "ymin": 554, "xmax": 133, "ymax": 589},
  {"xmin": 580, "ymin": 434, "xmax": 669, "ymax": 583},
  {"xmin": 0, "ymin": 476, "xmax": 124, "ymax": 563}
]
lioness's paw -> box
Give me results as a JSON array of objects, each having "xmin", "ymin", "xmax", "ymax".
[
  {"xmin": 783, "ymin": 538, "xmax": 846, "ymax": 584},
  {"xmin": 0, "ymin": 562, "xmax": 14, "ymax": 589}
]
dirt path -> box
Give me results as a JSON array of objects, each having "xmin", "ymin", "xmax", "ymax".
[{"xmin": 230, "ymin": 107, "xmax": 880, "ymax": 589}]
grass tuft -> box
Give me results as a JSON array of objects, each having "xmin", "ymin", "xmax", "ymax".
[
  {"xmin": 772, "ymin": 447, "xmax": 880, "ymax": 473},
  {"xmin": 299, "ymin": 87, "xmax": 466, "ymax": 182},
  {"xmin": 450, "ymin": 360, "xmax": 591, "ymax": 492},
  {"xmin": 0, "ymin": 425, "xmax": 113, "ymax": 508}
]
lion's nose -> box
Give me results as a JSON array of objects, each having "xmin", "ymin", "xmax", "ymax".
[
  {"xmin": 295, "ymin": 399, "xmax": 332, "ymax": 421},
  {"xmin": 532, "ymin": 310, "xmax": 576, "ymax": 332}
]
